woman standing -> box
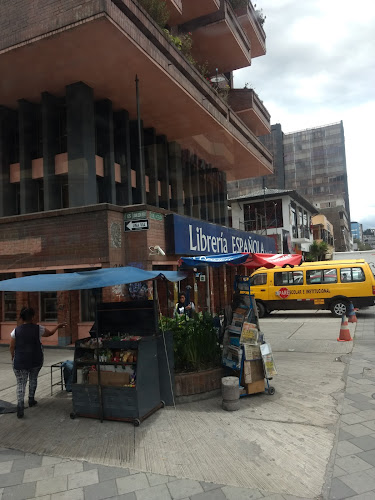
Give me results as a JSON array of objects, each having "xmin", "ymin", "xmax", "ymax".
[
  {"xmin": 9, "ymin": 307, "xmax": 66, "ymax": 418},
  {"xmin": 174, "ymin": 292, "xmax": 195, "ymax": 318}
]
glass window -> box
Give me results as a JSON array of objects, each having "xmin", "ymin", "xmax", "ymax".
[
  {"xmin": 80, "ymin": 288, "xmax": 101, "ymax": 322},
  {"xmin": 340, "ymin": 268, "xmax": 365, "ymax": 283},
  {"xmin": 307, "ymin": 270, "xmax": 322, "ymax": 284},
  {"xmin": 40, "ymin": 292, "xmax": 58, "ymax": 321},
  {"xmin": 274, "ymin": 271, "xmax": 303, "ymax": 286},
  {"xmin": 323, "ymin": 269, "xmax": 337, "ymax": 283},
  {"xmin": 3, "ymin": 292, "xmax": 17, "ymax": 321},
  {"xmin": 250, "ymin": 273, "xmax": 267, "ymax": 286}
]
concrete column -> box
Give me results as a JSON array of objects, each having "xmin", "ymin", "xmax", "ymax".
[
  {"xmin": 199, "ymin": 160, "xmax": 208, "ymax": 221},
  {"xmin": 157, "ymin": 135, "xmax": 170, "ymax": 210},
  {"xmin": 0, "ymin": 107, "xmax": 17, "ymax": 216},
  {"xmin": 114, "ymin": 110, "xmax": 132, "ymax": 206},
  {"xmin": 95, "ymin": 99, "xmax": 116, "ymax": 204},
  {"xmin": 168, "ymin": 142, "xmax": 184, "ymax": 215},
  {"xmin": 42, "ymin": 93, "xmax": 61, "ymax": 211},
  {"xmin": 213, "ymin": 168, "xmax": 221, "ymax": 224},
  {"xmin": 66, "ymin": 82, "xmax": 97, "ymax": 207},
  {"xmin": 130, "ymin": 120, "xmax": 146, "ymax": 204},
  {"xmin": 144, "ymin": 128, "xmax": 158, "ymax": 207},
  {"xmin": 18, "ymin": 100, "xmax": 39, "ymax": 214},
  {"xmin": 191, "ymin": 155, "xmax": 201, "ymax": 219},
  {"xmin": 182, "ymin": 150, "xmax": 193, "ymax": 217},
  {"xmin": 207, "ymin": 165, "xmax": 216, "ymax": 223},
  {"xmin": 220, "ymin": 171, "xmax": 229, "ymax": 226}
]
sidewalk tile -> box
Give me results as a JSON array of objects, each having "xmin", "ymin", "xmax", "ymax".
[
  {"xmin": 36, "ymin": 475, "xmax": 68, "ymax": 496},
  {"xmin": 83, "ymin": 479, "xmax": 117, "ymax": 500},
  {"xmin": 332, "ymin": 465, "xmax": 347, "ymax": 478},
  {"xmin": 339, "ymin": 470, "xmax": 375, "ymax": 494},
  {"xmin": 335, "ymin": 455, "xmax": 373, "ymax": 473},
  {"xmin": 12, "ymin": 455, "xmax": 43, "ymax": 472},
  {"xmin": 362, "ymin": 420, "xmax": 375, "ymax": 431},
  {"xmin": 68, "ymin": 469, "xmax": 99, "ymax": 489},
  {"xmin": 146, "ymin": 473, "xmax": 169, "ymax": 486},
  {"xmin": 0, "ymin": 451, "xmax": 25, "ymax": 464},
  {"xmin": 341, "ymin": 413, "xmax": 368, "ymax": 425},
  {"xmin": 54, "ymin": 461, "xmax": 83, "ymax": 477},
  {"xmin": 167, "ymin": 479, "xmax": 204, "ymax": 499},
  {"xmin": 0, "ymin": 470, "xmax": 24, "ymax": 488},
  {"xmin": 108, "ymin": 494, "xmax": 136, "ymax": 500},
  {"xmin": 200, "ymin": 481, "xmax": 224, "ymax": 492},
  {"xmin": 357, "ymin": 450, "xmax": 375, "ymax": 467},
  {"xmin": 261, "ymin": 495, "xmax": 285, "ymax": 500},
  {"xmin": 349, "ymin": 436, "xmax": 375, "ymax": 451},
  {"xmin": 0, "ymin": 462, "xmax": 13, "ymax": 475},
  {"xmin": 340, "ymin": 492, "xmax": 375, "ymax": 499},
  {"xmin": 337, "ymin": 440, "xmax": 363, "ymax": 457},
  {"xmin": 190, "ymin": 488, "xmax": 227, "ymax": 500},
  {"xmin": 346, "ymin": 394, "xmax": 371, "ymax": 402},
  {"xmin": 97, "ymin": 466, "xmax": 130, "ymax": 483},
  {"xmin": 341, "ymin": 424, "xmax": 373, "ymax": 437},
  {"xmin": 329, "ymin": 478, "xmax": 356, "ymax": 499},
  {"xmin": 116, "ymin": 474, "xmax": 149, "ymax": 495},
  {"xmin": 351, "ymin": 402, "xmax": 375, "ymax": 411},
  {"xmin": 51, "ymin": 487, "xmax": 84, "ymax": 500},
  {"xmin": 221, "ymin": 486, "xmax": 263, "ymax": 500},
  {"xmin": 136, "ymin": 483, "xmax": 171, "ymax": 500},
  {"xmin": 23, "ymin": 465, "xmax": 54, "ymax": 483},
  {"xmin": 357, "ymin": 410, "xmax": 375, "ymax": 421},
  {"xmin": 2, "ymin": 481, "xmax": 36, "ymax": 500},
  {"xmin": 42, "ymin": 457, "xmax": 70, "ymax": 467}
]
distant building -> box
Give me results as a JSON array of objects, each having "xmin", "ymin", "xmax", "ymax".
[
  {"xmin": 228, "ymin": 121, "xmax": 351, "ymax": 251},
  {"xmin": 363, "ymin": 230, "xmax": 375, "ymax": 249},
  {"xmin": 351, "ymin": 222, "xmax": 363, "ymax": 243},
  {"xmin": 229, "ymin": 189, "xmax": 318, "ymax": 255}
]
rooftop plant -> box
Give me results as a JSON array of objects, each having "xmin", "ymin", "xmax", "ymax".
[{"xmin": 138, "ymin": 0, "xmax": 169, "ymax": 28}]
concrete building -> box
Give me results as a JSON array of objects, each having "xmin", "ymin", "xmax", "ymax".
[
  {"xmin": 230, "ymin": 189, "xmax": 318, "ymax": 255},
  {"xmin": 363, "ymin": 230, "xmax": 375, "ymax": 249},
  {"xmin": 311, "ymin": 214, "xmax": 335, "ymax": 259},
  {"xmin": 228, "ymin": 121, "xmax": 352, "ymax": 251},
  {"xmin": 0, "ymin": 0, "xmax": 275, "ymax": 345}
]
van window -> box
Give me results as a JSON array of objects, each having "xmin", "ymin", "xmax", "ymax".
[
  {"xmin": 250, "ymin": 273, "xmax": 267, "ymax": 286},
  {"xmin": 340, "ymin": 267, "xmax": 365, "ymax": 283},
  {"xmin": 307, "ymin": 269, "xmax": 338, "ymax": 284},
  {"xmin": 274, "ymin": 271, "xmax": 303, "ymax": 286}
]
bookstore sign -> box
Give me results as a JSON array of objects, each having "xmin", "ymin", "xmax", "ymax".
[{"xmin": 166, "ymin": 214, "xmax": 275, "ymax": 256}]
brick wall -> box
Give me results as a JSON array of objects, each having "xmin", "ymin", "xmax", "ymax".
[{"xmin": 0, "ymin": 0, "xmax": 105, "ymax": 52}]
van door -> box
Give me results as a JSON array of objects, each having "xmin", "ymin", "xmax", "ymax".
[
  {"xmin": 270, "ymin": 269, "xmax": 304, "ymax": 309},
  {"xmin": 250, "ymin": 272, "xmax": 269, "ymax": 303}
]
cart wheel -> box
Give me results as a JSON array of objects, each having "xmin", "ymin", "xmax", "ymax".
[
  {"xmin": 268, "ymin": 387, "xmax": 275, "ymax": 395},
  {"xmin": 70, "ymin": 412, "xmax": 76, "ymax": 419},
  {"xmin": 134, "ymin": 419, "xmax": 141, "ymax": 427},
  {"xmin": 161, "ymin": 400, "xmax": 165, "ymax": 408}
]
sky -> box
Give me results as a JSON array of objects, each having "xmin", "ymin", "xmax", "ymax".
[{"xmin": 234, "ymin": 0, "xmax": 375, "ymax": 229}]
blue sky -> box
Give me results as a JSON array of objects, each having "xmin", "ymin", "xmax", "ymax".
[{"xmin": 234, "ymin": 0, "xmax": 375, "ymax": 229}]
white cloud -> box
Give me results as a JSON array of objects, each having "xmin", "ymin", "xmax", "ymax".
[{"xmin": 235, "ymin": 0, "xmax": 375, "ymax": 228}]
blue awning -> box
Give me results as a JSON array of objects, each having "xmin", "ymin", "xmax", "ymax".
[
  {"xmin": 180, "ymin": 253, "xmax": 249, "ymax": 268},
  {"xmin": 0, "ymin": 267, "xmax": 186, "ymax": 292}
]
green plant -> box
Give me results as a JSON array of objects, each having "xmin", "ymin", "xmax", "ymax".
[
  {"xmin": 160, "ymin": 313, "xmax": 221, "ymax": 372},
  {"xmin": 308, "ymin": 240, "xmax": 329, "ymax": 261},
  {"xmin": 138, "ymin": 0, "xmax": 170, "ymax": 28},
  {"xmin": 163, "ymin": 29, "xmax": 196, "ymax": 65}
]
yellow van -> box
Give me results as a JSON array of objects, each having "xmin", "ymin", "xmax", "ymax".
[{"xmin": 246, "ymin": 259, "xmax": 375, "ymax": 318}]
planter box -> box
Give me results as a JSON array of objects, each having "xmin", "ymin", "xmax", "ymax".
[{"xmin": 175, "ymin": 367, "xmax": 223, "ymax": 397}]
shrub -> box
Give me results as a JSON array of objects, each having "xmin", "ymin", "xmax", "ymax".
[{"xmin": 138, "ymin": 0, "xmax": 170, "ymax": 28}]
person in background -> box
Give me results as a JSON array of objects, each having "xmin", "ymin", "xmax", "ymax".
[
  {"xmin": 9, "ymin": 307, "xmax": 66, "ymax": 418},
  {"xmin": 174, "ymin": 292, "xmax": 195, "ymax": 318}
]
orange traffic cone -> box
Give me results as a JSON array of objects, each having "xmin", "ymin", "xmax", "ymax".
[
  {"xmin": 347, "ymin": 302, "xmax": 358, "ymax": 323},
  {"xmin": 337, "ymin": 315, "xmax": 352, "ymax": 342}
]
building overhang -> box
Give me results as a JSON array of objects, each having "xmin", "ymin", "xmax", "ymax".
[
  {"xmin": 0, "ymin": 0, "xmax": 272, "ymax": 181},
  {"xmin": 228, "ymin": 89, "xmax": 270, "ymax": 136},
  {"xmin": 169, "ymin": 0, "xmax": 220, "ymax": 26},
  {"xmin": 233, "ymin": 3, "xmax": 266, "ymax": 58}
]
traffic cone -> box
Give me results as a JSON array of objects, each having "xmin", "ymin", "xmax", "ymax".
[
  {"xmin": 347, "ymin": 302, "xmax": 358, "ymax": 323},
  {"xmin": 337, "ymin": 315, "xmax": 352, "ymax": 342}
]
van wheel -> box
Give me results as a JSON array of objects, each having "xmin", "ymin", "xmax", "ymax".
[
  {"xmin": 331, "ymin": 300, "xmax": 348, "ymax": 317},
  {"xmin": 257, "ymin": 302, "xmax": 265, "ymax": 318}
]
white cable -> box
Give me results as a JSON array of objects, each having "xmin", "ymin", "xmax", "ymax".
[{"xmin": 158, "ymin": 299, "xmax": 176, "ymax": 410}]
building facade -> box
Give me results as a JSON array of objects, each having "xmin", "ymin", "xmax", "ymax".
[
  {"xmin": 228, "ymin": 121, "xmax": 352, "ymax": 251},
  {"xmin": 351, "ymin": 222, "xmax": 363, "ymax": 243},
  {"xmin": 230, "ymin": 189, "xmax": 318, "ymax": 256},
  {"xmin": 0, "ymin": 0, "xmax": 274, "ymax": 345},
  {"xmin": 311, "ymin": 214, "xmax": 335, "ymax": 259}
]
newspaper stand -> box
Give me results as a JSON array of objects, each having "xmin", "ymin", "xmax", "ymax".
[{"xmin": 222, "ymin": 276, "xmax": 276, "ymax": 397}]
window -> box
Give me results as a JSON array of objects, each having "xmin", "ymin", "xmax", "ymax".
[
  {"xmin": 274, "ymin": 271, "xmax": 303, "ymax": 286},
  {"xmin": 324, "ymin": 269, "xmax": 337, "ymax": 283},
  {"xmin": 307, "ymin": 270, "xmax": 323, "ymax": 284},
  {"xmin": 80, "ymin": 288, "xmax": 101, "ymax": 322},
  {"xmin": 4, "ymin": 292, "xmax": 17, "ymax": 321},
  {"xmin": 250, "ymin": 273, "xmax": 267, "ymax": 286},
  {"xmin": 40, "ymin": 292, "xmax": 58, "ymax": 321},
  {"xmin": 340, "ymin": 268, "xmax": 365, "ymax": 283}
]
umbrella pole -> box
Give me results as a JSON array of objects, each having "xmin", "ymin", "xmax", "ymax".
[{"xmin": 93, "ymin": 288, "xmax": 103, "ymax": 423}]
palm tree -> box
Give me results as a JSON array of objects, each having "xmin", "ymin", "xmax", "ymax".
[{"xmin": 308, "ymin": 241, "xmax": 328, "ymax": 261}]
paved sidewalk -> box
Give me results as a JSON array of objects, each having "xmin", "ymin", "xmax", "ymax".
[{"xmin": 327, "ymin": 311, "xmax": 375, "ymax": 500}]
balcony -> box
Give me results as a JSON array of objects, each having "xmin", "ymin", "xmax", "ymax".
[
  {"xmin": 228, "ymin": 88, "xmax": 270, "ymax": 136},
  {"xmin": 292, "ymin": 226, "xmax": 312, "ymax": 244},
  {"xmin": 168, "ymin": 0, "xmax": 220, "ymax": 26},
  {"xmin": 0, "ymin": 0, "xmax": 272, "ymax": 181},
  {"xmin": 179, "ymin": 1, "xmax": 251, "ymax": 74},
  {"xmin": 232, "ymin": 1, "xmax": 266, "ymax": 57}
]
